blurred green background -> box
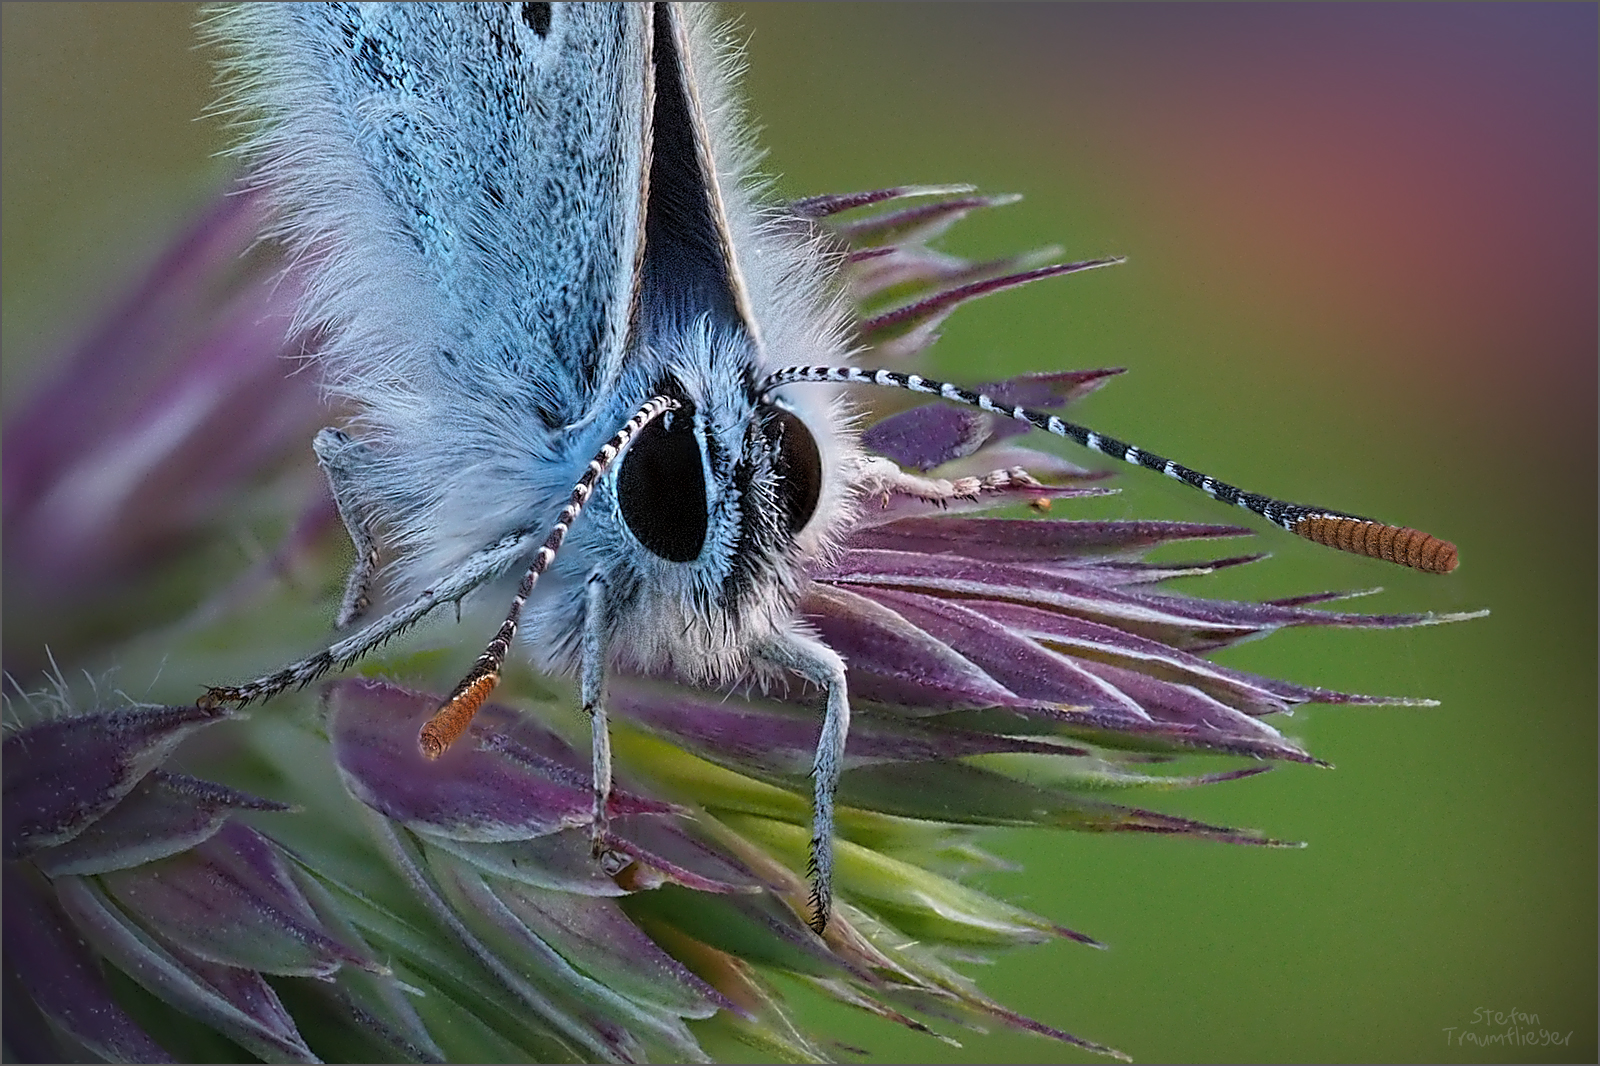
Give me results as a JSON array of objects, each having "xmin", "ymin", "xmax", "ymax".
[{"xmin": 4, "ymin": 4, "xmax": 1594, "ymax": 1062}]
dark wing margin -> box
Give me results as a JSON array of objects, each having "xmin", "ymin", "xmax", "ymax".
[{"xmin": 636, "ymin": 2, "xmax": 764, "ymax": 353}]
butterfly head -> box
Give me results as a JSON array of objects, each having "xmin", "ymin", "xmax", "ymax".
[{"xmin": 590, "ymin": 318, "xmax": 851, "ymax": 676}]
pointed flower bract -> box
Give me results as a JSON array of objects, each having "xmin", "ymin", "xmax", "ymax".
[{"xmin": 2, "ymin": 185, "xmax": 1476, "ymax": 1063}]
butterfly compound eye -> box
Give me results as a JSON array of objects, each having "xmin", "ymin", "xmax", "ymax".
[
  {"xmin": 618, "ymin": 409, "xmax": 708, "ymax": 562},
  {"xmin": 770, "ymin": 406, "xmax": 822, "ymax": 536}
]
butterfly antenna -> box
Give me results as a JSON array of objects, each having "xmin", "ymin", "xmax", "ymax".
[
  {"xmin": 418, "ymin": 395, "xmax": 681, "ymax": 758},
  {"xmin": 761, "ymin": 366, "xmax": 1457, "ymax": 573}
]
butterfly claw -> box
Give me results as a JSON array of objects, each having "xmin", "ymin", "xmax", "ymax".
[{"xmin": 590, "ymin": 794, "xmax": 611, "ymax": 861}]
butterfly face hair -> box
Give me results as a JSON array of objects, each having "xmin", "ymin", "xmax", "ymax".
[{"xmin": 203, "ymin": 2, "xmax": 1455, "ymax": 935}]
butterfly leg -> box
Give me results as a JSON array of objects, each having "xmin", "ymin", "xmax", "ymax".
[
  {"xmin": 313, "ymin": 428, "xmax": 382, "ymax": 628},
  {"xmin": 202, "ymin": 525, "xmax": 541, "ymax": 708},
  {"xmin": 756, "ymin": 629, "xmax": 850, "ymax": 935},
  {"xmin": 582, "ymin": 572, "xmax": 613, "ymax": 858},
  {"xmin": 854, "ymin": 454, "xmax": 1042, "ymax": 507}
]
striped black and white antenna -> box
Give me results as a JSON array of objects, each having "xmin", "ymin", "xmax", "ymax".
[
  {"xmin": 203, "ymin": 395, "xmax": 686, "ymax": 756},
  {"xmin": 761, "ymin": 365, "xmax": 1459, "ymax": 574}
]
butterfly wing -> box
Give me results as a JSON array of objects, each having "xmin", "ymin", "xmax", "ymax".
[
  {"xmin": 211, "ymin": 2, "xmax": 649, "ymax": 426},
  {"xmin": 209, "ymin": 3, "xmax": 656, "ymax": 587}
]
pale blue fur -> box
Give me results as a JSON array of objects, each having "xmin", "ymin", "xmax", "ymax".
[{"xmin": 206, "ymin": 3, "xmax": 861, "ymax": 677}]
